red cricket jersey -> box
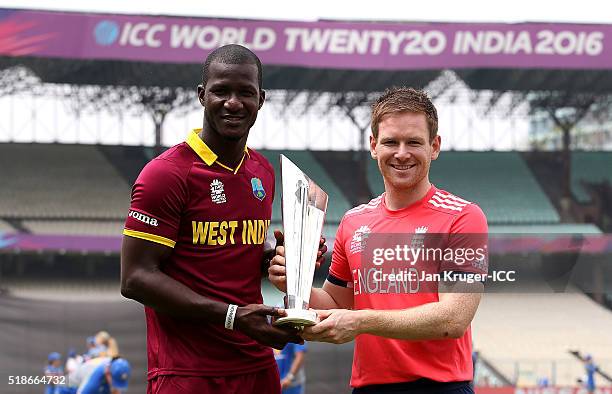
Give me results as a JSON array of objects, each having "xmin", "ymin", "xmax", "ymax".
[
  {"xmin": 329, "ymin": 185, "xmax": 488, "ymax": 388},
  {"xmin": 124, "ymin": 129, "xmax": 276, "ymax": 379}
]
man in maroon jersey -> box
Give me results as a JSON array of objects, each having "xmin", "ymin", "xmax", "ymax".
[{"xmin": 120, "ymin": 44, "xmax": 304, "ymax": 394}]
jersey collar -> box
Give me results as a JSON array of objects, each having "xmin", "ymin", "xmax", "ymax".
[
  {"xmin": 381, "ymin": 185, "xmax": 437, "ymax": 217},
  {"xmin": 186, "ymin": 128, "xmax": 250, "ymax": 174}
]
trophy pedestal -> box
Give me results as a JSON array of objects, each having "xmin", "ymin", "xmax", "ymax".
[{"xmin": 273, "ymin": 309, "xmax": 318, "ymax": 327}]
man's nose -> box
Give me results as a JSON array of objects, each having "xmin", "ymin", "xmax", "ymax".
[
  {"xmin": 394, "ymin": 144, "xmax": 412, "ymax": 160},
  {"xmin": 224, "ymin": 94, "xmax": 243, "ymax": 111}
]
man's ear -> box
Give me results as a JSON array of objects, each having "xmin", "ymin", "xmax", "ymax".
[
  {"xmin": 259, "ymin": 89, "xmax": 266, "ymax": 110},
  {"xmin": 431, "ymin": 135, "xmax": 441, "ymax": 160},
  {"xmin": 197, "ymin": 84, "xmax": 205, "ymax": 107},
  {"xmin": 370, "ymin": 134, "xmax": 377, "ymax": 159}
]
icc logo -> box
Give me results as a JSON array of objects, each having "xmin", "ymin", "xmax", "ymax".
[{"xmin": 94, "ymin": 20, "xmax": 120, "ymax": 46}]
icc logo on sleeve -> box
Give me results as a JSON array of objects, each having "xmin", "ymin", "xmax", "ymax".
[{"xmin": 251, "ymin": 178, "xmax": 266, "ymax": 201}]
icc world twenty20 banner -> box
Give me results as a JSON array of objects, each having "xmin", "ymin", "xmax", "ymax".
[{"xmin": 0, "ymin": 8, "xmax": 611, "ymax": 70}]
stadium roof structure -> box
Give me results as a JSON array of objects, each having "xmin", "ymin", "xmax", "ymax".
[{"xmin": 1, "ymin": 8, "xmax": 612, "ymax": 93}]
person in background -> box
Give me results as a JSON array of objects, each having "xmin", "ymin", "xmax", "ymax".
[
  {"xmin": 76, "ymin": 357, "xmax": 131, "ymax": 394},
  {"xmin": 44, "ymin": 352, "xmax": 63, "ymax": 394},
  {"xmin": 63, "ymin": 348, "xmax": 84, "ymax": 394},
  {"xmin": 65, "ymin": 348, "xmax": 83, "ymax": 376},
  {"xmin": 84, "ymin": 336, "xmax": 101, "ymax": 360},
  {"xmin": 537, "ymin": 376, "xmax": 550, "ymax": 388},
  {"xmin": 584, "ymin": 354, "xmax": 596, "ymax": 394},
  {"xmin": 94, "ymin": 331, "xmax": 119, "ymax": 358},
  {"xmin": 275, "ymin": 340, "xmax": 307, "ymax": 394}
]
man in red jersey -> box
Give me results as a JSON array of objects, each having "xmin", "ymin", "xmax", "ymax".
[
  {"xmin": 270, "ymin": 88, "xmax": 488, "ymax": 394},
  {"xmin": 120, "ymin": 44, "xmax": 304, "ymax": 394}
]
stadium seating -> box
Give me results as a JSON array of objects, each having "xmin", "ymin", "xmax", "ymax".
[
  {"xmin": 473, "ymin": 292, "xmax": 612, "ymax": 386},
  {"xmin": 7, "ymin": 145, "xmax": 612, "ymax": 231},
  {"xmin": 368, "ymin": 152, "xmax": 560, "ymax": 224},
  {"xmin": 0, "ymin": 219, "xmax": 14, "ymax": 234},
  {"xmin": 0, "ymin": 144, "xmax": 131, "ymax": 219},
  {"xmin": 572, "ymin": 152, "xmax": 612, "ymax": 203},
  {"xmin": 490, "ymin": 223, "xmax": 602, "ymax": 234},
  {"xmin": 259, "ymin": 150, "xmax": 352, "ymax": 224},
  {"xmin": 22, "ymin": 220, "xmax": 124, "ymax": 237}
]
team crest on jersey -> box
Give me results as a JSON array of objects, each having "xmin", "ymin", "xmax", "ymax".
[
  {"xmin": 251, "ymin": 178, "xmax": 266, "ymax": 201},
  {"xmin": 210, "ymin": 179, "xmax": 227, "ymax": 204},
  {"xmin": 410, "ymin": 226, "xmax": 428, "ymax": 250},
  {"xmin": 350, "ymin": 225, "xmax": 371, "ymax": 255}
]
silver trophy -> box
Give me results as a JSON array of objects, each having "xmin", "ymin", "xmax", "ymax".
[{"xmin": 274, "ymin": 155, "xmax": 328, "ymax": 327}]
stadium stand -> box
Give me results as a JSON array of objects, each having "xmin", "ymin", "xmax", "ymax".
[
  {"xmin": 472, "ymin": 292, "xmax": 612, "ymax": 386},
  {"xmin": 0, "ymin": 144, "xmax": 131, "ymax": 219},
  {"xmin": 22, "ymin": 220, "xmax": 124, "ymax": 236},
  {"xmin": 259, "ymin": 150, "xmax": 352, "ymax": 224},
  {"xmin": 97, "ymin": 145, "xmax": 152, "ymax": 185},
  {"xmin": 0, "ymin": 219, "xmax": 15, "ymax": 233},
  {"xmin": 490, "ymin": 223, "xmax": 602, "ymax": 234},
  {"xmin": 572, "ymin": 152, "xmax": 612, "ymax": 203},
  {"xmin": 311, "ymin": 151, "xmax": 373, "ymax": 206},
  {"xmin": 368, "ymin": 152, "xmax": 561, "ymax": 224}
]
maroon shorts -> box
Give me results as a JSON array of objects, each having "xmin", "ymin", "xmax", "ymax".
[{"xmin": 147, "ymin": 367, "xmax": 281, "ymax": 394}]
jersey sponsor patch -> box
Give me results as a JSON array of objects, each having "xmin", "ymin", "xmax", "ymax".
[
  {"xmin": 251, "ymin": 177, "xmax": 266, "ymax": 201},
  {"xmin": 128, "ymin": 210, "xmax": 159, "ymax": 227}
]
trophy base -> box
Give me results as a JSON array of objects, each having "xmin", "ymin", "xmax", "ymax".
[{"xmin": 273, "ymin": 309, "xmax": 318, "ymax": 327}]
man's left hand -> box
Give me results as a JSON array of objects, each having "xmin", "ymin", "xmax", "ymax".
[
  {"xmin": 301, "ymin": 309, "xmax": 362, "ymax": 344},
  {"xmin": 280, "ymin": 377, "xmax": 292, "ymax": 389}
]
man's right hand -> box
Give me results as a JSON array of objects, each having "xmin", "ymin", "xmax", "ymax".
[
  {"xmin": 268, "ymin": 230, "xmax": 326, "ymax": 293},
  {"xmin": 234, "ymin": 304, "xmax": 302, "ymax": 349},
  {"xmin": 268, "ymin": 230, "xmax": 288, "ymax": 292}
]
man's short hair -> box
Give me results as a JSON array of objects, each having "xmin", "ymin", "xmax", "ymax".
[
  {"xmin": 371, "ymin": 87, "xmax": 438, "ymax": 142},
  {"xmin": 202, "ymin": 44, "xmax": 263, "ymax": 90}
]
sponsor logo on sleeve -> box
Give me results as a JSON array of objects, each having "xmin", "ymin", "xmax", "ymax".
[{"xmin": 128, "ymin": 210, "xmax": 159, "ymax": 227}]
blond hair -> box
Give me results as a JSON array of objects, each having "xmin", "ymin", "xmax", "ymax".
[{"xmin": 95, "ymin": 331, "xmax": 119, "ymax": 358}]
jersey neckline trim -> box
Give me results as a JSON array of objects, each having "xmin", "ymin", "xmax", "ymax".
[
  {"xmin": 380, "ymin": 185, "xmax": 437, "ymax": 217},
  {"xmin": 185, "ymin": 129, "xmax": 249, "ymax": 174}
]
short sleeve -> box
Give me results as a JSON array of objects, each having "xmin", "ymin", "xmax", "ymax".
[
  {"xmin": 439, "ymin": 203, "xmax": 489, "ymax": 274},
  {"xmin": 328, "ymin": 217, "xmax": 352, "ymax": 283},
  {"xmin": 123, "ymin": 158, "xmax": 188, "ymax": 248}
]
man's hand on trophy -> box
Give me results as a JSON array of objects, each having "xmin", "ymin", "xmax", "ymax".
[
  {"xmin": 300, "ymin": 309, "xmax": 362, "ymax": 344},
  {"xmin": 234, "ymin": 304, "xmax": 304, "ymax": 349},
  {"xmin": 268, "ymin": 230, "xmax": 328, "ymax": 292}
]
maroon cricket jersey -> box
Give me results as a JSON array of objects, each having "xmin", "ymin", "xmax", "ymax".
[{"xmin": 124, "ymin": 129, "xmax": 276, "ymax": 379}]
